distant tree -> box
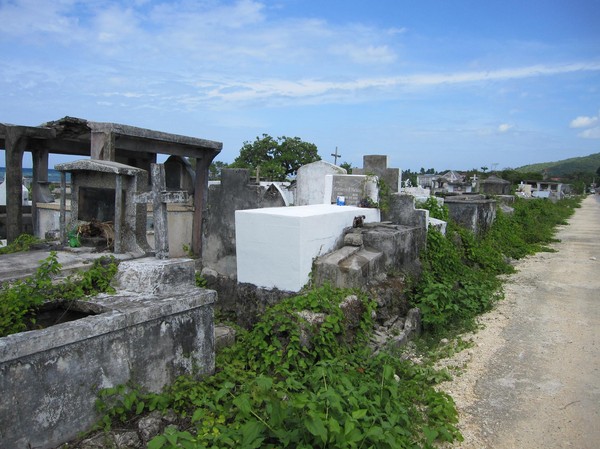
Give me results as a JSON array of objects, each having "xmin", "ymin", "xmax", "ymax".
[
  {"xmin": 209, "ymin": 161, "xmax": 229, "ymax": 180},
  {"xmin": 340, "ymin": 161, "xmax": 353, "ymax": 174},
  {"xmin": 596, "ymin": 165, "xmax": 600, "ymax": 177},
  {"xmin": 231, "ymin": 134, "xmax": 320, "ymax": 181},
  {"xmin": 402, "ymin": 169, "xmax": 418, "ymax": 186},
  {"xmin": 480, "ymin": 166, "xmax": 489, "ymax": 173}
]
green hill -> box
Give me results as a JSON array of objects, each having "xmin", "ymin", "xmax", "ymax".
[{"xmin": 516, "ymin": 152, "xmax": 600, "ymax": 176}]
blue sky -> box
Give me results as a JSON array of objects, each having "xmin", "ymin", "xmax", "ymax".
[{"xmin": 1, "ymin": 0, "xmax": 599, "ymax": 172}]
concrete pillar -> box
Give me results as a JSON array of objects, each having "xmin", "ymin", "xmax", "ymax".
[
  {"xmin": 32, "ymin": 149, "xmax": 49, "ymax": 237},
  {"xmin": 5, "ymin": 127, "xmax": 27, "ymax": 242},
  {"xmin": 90, "ymin": 131, "xmax": 116, "ymax": 161},
  {"xmin": 193, "ymin": 152, "xmax": 219, "ymax": 257}
]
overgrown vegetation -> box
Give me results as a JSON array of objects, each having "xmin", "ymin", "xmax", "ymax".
[
  {"xmin": 412, "ymin": 197, "xmax": 581, "ymax": 333},
  {"xmin": 96, "ymin": 286, "xmax": 462, "ymax": 448},
  {"xmin": 0, "ymin": 252, "xmax": 119, "ymax": 337},
  {"xmin": 0, "ymin": 233, "xmax": 43, "ymax": 254}
]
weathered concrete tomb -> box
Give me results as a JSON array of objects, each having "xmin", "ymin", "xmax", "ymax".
[
  {"xmin": 443, "ymin": 194, "xmax": 497, "ymax": 236},
  {"xmin": 0, "ymin": 257, "xmax": 215, "ymax": 449}
]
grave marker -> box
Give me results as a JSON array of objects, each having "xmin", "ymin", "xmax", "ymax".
[
  {"xmin": 135, "ymin": 164, "xmax": 188, "ymax": 259},
  {"xmin": 328, "ymin": 174, "xmax": 378, "ymax": 206},
  {"xmin": 354, "ymin": 155, "xmax": 401, "ymax": 193}
]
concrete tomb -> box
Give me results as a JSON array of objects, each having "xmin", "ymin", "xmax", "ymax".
[
  {"xmin": 236, "ymin": 204, "xmax": 380, "ymax": 292},
  {"xmin": 444, "ymin": 195, "xmax": 497, "ymax": 236},
  {"xmin": 55, "ymin": 159, "xmax": 150, "ymax": 255},
  {"xmin": 0, "ymin": 257, "xmax": 215, "ymax": 449},
  {"xmin": 477, "ymin": 175, "xmax": 511, "ymax": 195}
]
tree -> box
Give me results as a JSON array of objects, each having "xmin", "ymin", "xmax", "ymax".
[
  {"xmin": 231, "ymin": 134, "xmax": 320, "ymax": 181},
  {"xmin": 340, "ymin": 161, "xmax": 353, "ymax": 174},
  {"xmin": 480, "ymin": 166, "xmax": 489, "ymax": 173},
  {"xmin": 209, "ymin": 161, "xmax": 229, "ymax": 180}
]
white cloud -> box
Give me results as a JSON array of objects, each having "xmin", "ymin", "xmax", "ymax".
[
  {"xmin": 330, "ymin": 44, "xmax": 397, "ymax": 64},
  {"xmin": 498, "ymin": 123, "xmax": 514, "ymax": 133},
  {"xmin": 570, "ymin": 115, "xmax": 598, "ymax": 128},
  {"xmin": 578, "ymin": 127, "xmax": 600, "ymax": 139}
]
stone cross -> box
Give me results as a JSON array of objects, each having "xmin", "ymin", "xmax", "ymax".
[
  {"xmin": 331, "ymin": 147, "xmax": 342, "ymax": 165},
  {"xmin": 135, "ymin": 163, "xmax": 188, "ymax": 259}
]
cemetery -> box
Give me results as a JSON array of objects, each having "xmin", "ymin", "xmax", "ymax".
[{"xmin": 1, "ymin": 117, "xmax": 549, "ymax": 448}]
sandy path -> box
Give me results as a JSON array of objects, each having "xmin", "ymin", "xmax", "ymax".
[{"xmin": 438, "ymin": 195, "xmax": 600, "ymax": 449}]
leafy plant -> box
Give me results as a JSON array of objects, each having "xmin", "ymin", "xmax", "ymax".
[
  {"xmin": 411, "ymin": 197, "xmax": 581, "ymax": 334},
  {"xmin": 0, "ymin": 233, "xmax": 43, "ymax": 254},
  {"xmin": 0, "ymin": 253, "xmax": 119, "ymax": 337},
  {"xmin": 416, "ymin": 196, "xmax": 449, "ymax": 221}
]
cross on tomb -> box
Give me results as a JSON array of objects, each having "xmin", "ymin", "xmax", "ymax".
[
  {"xmin": 135, "ymin": 163, "xmax": 189, "ymax": 259},
  {"xmin": 331, "ymin": 147, "xmax": 342, "ymax": 165}
]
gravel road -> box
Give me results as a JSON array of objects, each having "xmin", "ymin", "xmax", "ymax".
[{"xmin": 438, "ymin": 194, "xmax": 600, "ymax": 449}]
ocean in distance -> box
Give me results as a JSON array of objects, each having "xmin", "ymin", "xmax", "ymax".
[{"xmin": 0, "ymin": 167, "xmax": 64, "ymax": 183}]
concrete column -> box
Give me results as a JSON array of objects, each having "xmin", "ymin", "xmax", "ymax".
[
  {"xmin": 32, "ymin": 149, "xmax": 49, "ymax": 238},
  {"xmin": 90, "ymin": 131, "xmax": 116, "ymax": 161},
  {"xmin": 5, "ymin": 127, "xmax": 27, "ymax": 242},
  {"xmin": 114, "ymin": 174, "xmax": 123, "ymax": 253},
  {"xmin": 193, "ymin": 152, "xmax": 219, "ymax": 258}
]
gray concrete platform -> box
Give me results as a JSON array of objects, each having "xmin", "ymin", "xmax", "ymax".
[{"xmin": 0, "ymin": 247, "xmax": 144, "ymax": 284}]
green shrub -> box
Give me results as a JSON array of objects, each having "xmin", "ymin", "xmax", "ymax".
[
  {"xmin": 0, "ymin": 253, "xmax": 119, "ymax": 337},
  {"xmin": 0, "ymin": 233, "xmax": 43, "ymax": 254}
]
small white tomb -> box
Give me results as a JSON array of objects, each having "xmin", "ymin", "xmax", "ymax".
[{"xmin": 235, "ymin": 204, "xmax": 380, "ymax": 292}]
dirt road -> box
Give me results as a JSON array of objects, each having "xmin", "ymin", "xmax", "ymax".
[{"xmin": 439, "ymin": 195, "xmax": 600, "ymax": 449}]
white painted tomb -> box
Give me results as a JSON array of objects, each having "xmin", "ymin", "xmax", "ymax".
[{"xmin": 236, "ymin": 204, "xmax": 380, "ymax": 292}]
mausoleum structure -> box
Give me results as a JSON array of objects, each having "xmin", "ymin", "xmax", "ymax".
[
  {"xmin": 0, "ymin": 117, "xmax": 222, "ymax": 256},
  {"xmin": 55, "ymin": 159, "xmax": 150, "ymax": 254}
]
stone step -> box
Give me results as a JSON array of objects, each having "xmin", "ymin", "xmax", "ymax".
[
  {"xmin": 315, "ymin": 245, "xmax": 361, "ymax": 266},
  {"xmin": 313, "ymin": 246, "xmax": 383, "ymax": 289}
]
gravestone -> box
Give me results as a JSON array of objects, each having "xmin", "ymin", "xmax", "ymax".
[
  {"xmin": 354, "ymin": 155, "xmax": 401, "ymax": 193},
  {"xmin": 296, "ymin": 160, "xmax": 346, "ymax": 206},
  {"xmin": 328, "ymin": 174, "xmax": 378, "ymax": 206}
]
